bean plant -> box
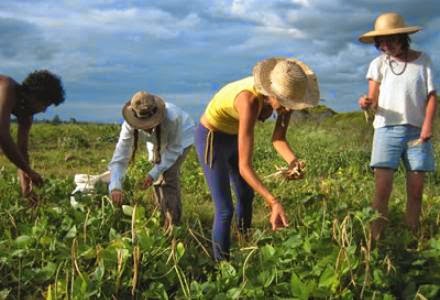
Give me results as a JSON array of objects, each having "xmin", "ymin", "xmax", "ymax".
[{"xmin": 0, "ymin": 111, "xmax": 439, "ymax": 299}]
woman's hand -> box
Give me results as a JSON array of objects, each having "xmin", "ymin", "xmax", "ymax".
[
  {"xmin": 270, "ymin": 201, "xmax": 288, "ymax": 230},
  {"xmin": 420, "ymin": 125, "xmax": 432, "ymax": 142},
  {"xmin": 111, "ymin": 189, "xmax": 123, "ymax": 206},
  {"xmin": 286, "ymin": 159, "xmax": 305, "ymax": 180},
  {"xmin": 358, "ymin": 95, "xmax": 372, "ymax": 109}
]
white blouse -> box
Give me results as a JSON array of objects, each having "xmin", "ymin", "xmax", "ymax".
[{"xmin": 366, "ymin": 52, "xmax": 436, "ymax": 129}]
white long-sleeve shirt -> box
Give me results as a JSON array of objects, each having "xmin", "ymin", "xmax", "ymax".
[{"xmin": 108, "ymin": 102, "xmax": 195, "ymax": 192}]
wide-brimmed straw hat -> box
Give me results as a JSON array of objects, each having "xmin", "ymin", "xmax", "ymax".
[
  {"xmin": 359, "ymin": 12, "xmax": 421, "ymax": 44},
  {"xmin": 253, "ymin": 57, "xmax": 320, "ymax": 110},
  {"xmin": 122, "ymin": 91, "xmax": 166, "ymax": 130}
]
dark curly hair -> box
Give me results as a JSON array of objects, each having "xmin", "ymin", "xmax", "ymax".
[{"xmin": 21, "ymin": 70, "xmax": 65, "ymax": 106}]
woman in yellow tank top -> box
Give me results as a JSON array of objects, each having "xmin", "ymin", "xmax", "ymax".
[{"xmin": 195, "ymin": 57, "xmax": 320, "ymax": 260}]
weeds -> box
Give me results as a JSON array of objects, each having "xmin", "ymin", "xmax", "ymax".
[{"xmin": 0, "ymin": 113, "xmax": 439, "ymax": 298}]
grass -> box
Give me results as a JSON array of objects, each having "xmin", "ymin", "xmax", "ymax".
[{"xmin": 0, "ymin": 110, "xmax": 440, "ymax": 299}]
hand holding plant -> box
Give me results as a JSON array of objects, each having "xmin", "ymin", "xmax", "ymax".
[
  {"xmin": 266, "ymin": 159, "xmax": 306, "ymax": 181},
  {"xmin": 286, "ymin": 159, "xmax": 306, "ymax": 180},
  {"xmin": 358, "ymin": 95, "xmax": 376, "ymax": 122},
  {"xmin": 18, "ymin": 170, "xmax": 40, "ymax": 206}
]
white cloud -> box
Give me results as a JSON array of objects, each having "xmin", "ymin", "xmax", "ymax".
[{"xmin": 1, "ymin": 0, "xmax": 439, "ymax": 122}]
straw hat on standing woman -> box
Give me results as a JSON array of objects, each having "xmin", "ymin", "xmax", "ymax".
[{"xmin": 358, "ymin": 12, "xmax": 437, "ymax": 240}]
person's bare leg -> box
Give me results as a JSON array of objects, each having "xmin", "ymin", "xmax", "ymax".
[
  {"xmin": 405, "ymin": 171, "xmax": 424, "ymax": 234},
  {"xmin": 371, "ymin": 168, "xmax": 394, "ymax": 240}
]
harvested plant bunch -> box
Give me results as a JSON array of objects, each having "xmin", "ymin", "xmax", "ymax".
[{"xmin": 266, "ymin": 160, "xmax": 306, "ymax": 181}]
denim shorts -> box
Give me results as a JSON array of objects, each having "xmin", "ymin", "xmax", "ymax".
[{"xmin": 370, "ymin": 125, "xmax": 435, "ymax": 171}]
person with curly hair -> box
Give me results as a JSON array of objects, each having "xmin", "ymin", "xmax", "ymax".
[{"xmin": 0, "ymin": 70, "xmax": 65, "ymax": 204}]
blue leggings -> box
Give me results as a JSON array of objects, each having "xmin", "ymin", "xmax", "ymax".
[{"xmin": 195, "ymin": 123, "xmax": 254, "ymax": 260}]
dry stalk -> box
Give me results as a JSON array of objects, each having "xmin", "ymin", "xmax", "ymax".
[
  {"xmin": 7, "ymin": 211, "xmax": 17, "ymax": 229},
  {"xmin": 407, "ymin": 139, "xmax": 423, "ymax": 147},
  {"xmin": 170, "ymin": 238, "xmax": 191, "ymax": 298},
  {"xmin": 83, "ymin": 208, "xmax": 91, "ymax": 243},
  {"xmin": 382, "ymin": 255, "xmax": 395, "ymax": 274},
  {"xmin": 117, "ymin": 249, "xmax": 124, "ymax": 275},
  {"xmin": 131, "ymin": 245, "xmax": 140, "ymax": 296},
  {"xmin": 360, "ymin": 245, "xmax": 370, "ymax": 299},
  {"xmin": 71, "ymin": 238, "xmax": 85, "ymax": 281},
  {"xmin": 115, "ymin": 249, "xmax": 124, "ymax": 293},
  {"xmin": 415, "ymin": 292, "xmax": 429, "ymax": 300},
  {"xmin": 265, "ymin": 160, "xmax": 306, "ymax": 181},
  {"xmin": 340, "ymin": 215, "xmax": 353, "ymax": 248},
  {"xmin": 360, "ymin": 233, "xmax": 373, "ymax": 300},
  {"xmin": 363, "ymin": 108, "xmax": 375, "ymax": 123},
  {"xmin": 164, "ymin": 211, "xmax": 174, "ymax": 235},
  {"xmin": 166, "ymin": 238, "xmax": 177, "ymax": 264},
  {"xmin": 241, "ymin": 246, "xmax": 258, "ymax": 284},
  {"xmin": 332, "ymin": 218, "xmax": 341, "ymax": 245},
  {"xmin": 335, "ymin": 247, "xmax": 357, "ymax": 288},
  {"xmin": 333, "ymin": 216, "xmax": 357, "ymax": 289},
  {"xmin": 188, "ymin": 228, "xmax": 211, "ymax": 258},
  {"xmin": 362, "ymin": 98, "xmax": 376, "ymax": 123},
  {"xmin": 131, "ymin": 204, "xmax": 137, "ymax": 244}
]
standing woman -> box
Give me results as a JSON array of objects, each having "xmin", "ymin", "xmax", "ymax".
[
  {"xmin": 195, "ymin": 57, "xmax": 319, "ymax": 260},
  {"xmin": 109, "ymin": 91, "xmax": 195, "ymax": 229},
  {"xmin": 358, "ymin": 12, "xmax": 437, "ymax": 240}
]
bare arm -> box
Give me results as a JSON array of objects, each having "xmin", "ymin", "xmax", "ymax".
[
  {"xmin": 0, "ymin": 78, "xmax": 42, "ymax": 191},
  {"xmin": 358, "ymin": 79, "xmax": 380, "ymax": 109},
  {"xmin": 235, "ymin": 91, "xmax": 288, "ymax": 230},
  {"xmin": 16, "ymin": 115, "xmax": 32, "ymax": 163},
  {"xmin": 420, "ymin": 91, "xmax": 437, "ymax": 141},
  {"xmin": 236, "ymin": 91, "xmax": 276, "ymax": 206},
  {"xmin": 0, "ymin": 78, "xmax": 33, "ymax": 174},
  {"xmin": 272, "ymin": 111, "xmax": 297, "ymax": 164}
]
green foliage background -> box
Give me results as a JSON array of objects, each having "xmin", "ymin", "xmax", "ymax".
[{"xmin": 1, "ymin": 110, "xmax": 440, "ymax": 299}]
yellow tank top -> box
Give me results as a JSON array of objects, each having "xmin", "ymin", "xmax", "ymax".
[{"xmin": 204, "ymin": 76, "xmax": 263, "ymax": 134}]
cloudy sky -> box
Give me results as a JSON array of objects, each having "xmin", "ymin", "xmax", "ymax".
[{"xmin": 1, "ymin": 0, "xmax": 439, "ymax": 123}]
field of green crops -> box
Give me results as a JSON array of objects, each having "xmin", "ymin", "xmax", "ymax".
[{"xmin": 1, "ymin": 110, "xmax": 440, "ymax": 299}]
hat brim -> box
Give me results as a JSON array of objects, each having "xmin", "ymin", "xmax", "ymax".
[
  {"xmin": 253, "ymin": 57, "xmax": 320, "ymax": 110},
  {"xmin": 122, "ymin": 96, "xmax": 166, "ymax": 129},
  {"xmin": 359, "ymin": 26, "xmax": 421, "ymax": 43}
]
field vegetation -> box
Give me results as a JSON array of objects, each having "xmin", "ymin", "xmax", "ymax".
[{"xmin": 1, "ymin": 107, "xmax": 440, "ymax": 299}]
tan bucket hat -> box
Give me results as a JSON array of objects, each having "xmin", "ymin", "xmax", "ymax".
[
  {"xmin": 253, "ymin": 57, "xmax": 320, "ymax": 110},
  {"xmin": 359, "ymin": 12, "xmax": 421, "ymax": 44},
  {"xmin": 122, "ymin": 91, "xmax": 166, "ymax": 130}
]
